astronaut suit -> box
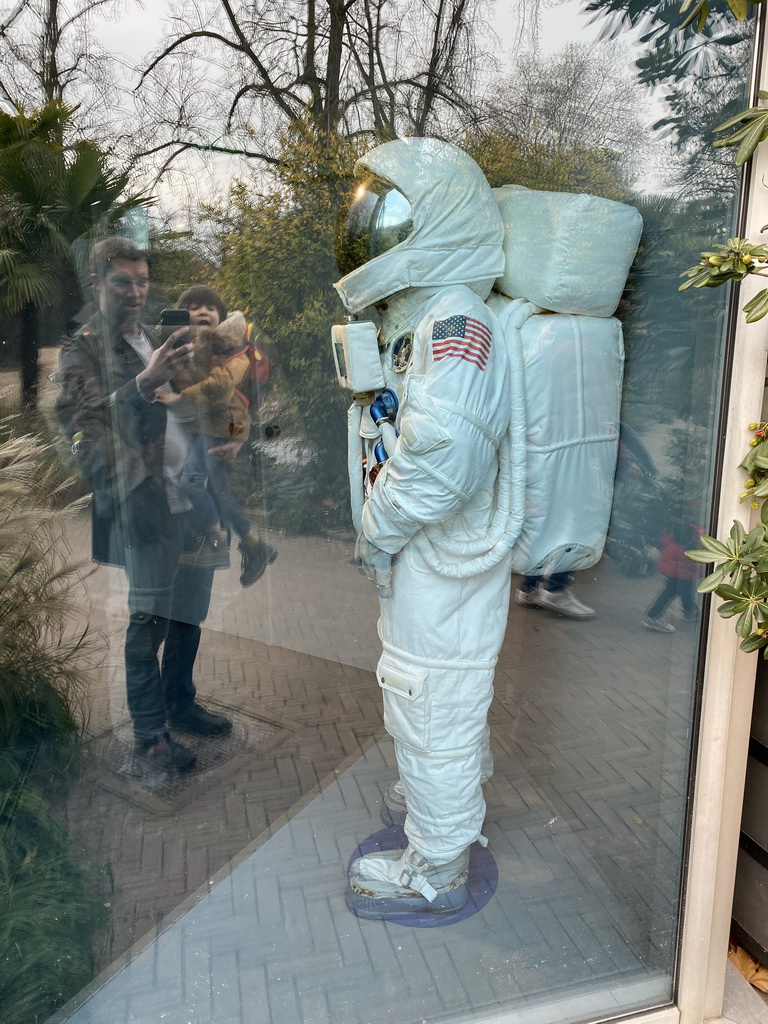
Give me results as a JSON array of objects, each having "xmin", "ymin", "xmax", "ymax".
[{"xmin": 333, "ymin": 138, "xmax": 513, "ymax": 918}]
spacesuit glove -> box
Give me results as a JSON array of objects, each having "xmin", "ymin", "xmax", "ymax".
[{"xmin": 354, "ymin": 534, "xmax": 392, "ymax": 598}]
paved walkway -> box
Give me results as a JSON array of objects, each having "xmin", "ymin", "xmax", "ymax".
[
  {"xmin": 47, "ymin": 500, "xmax": 702, "ymax": 1024},
  {"xmin": 16, "ymin": 346, "xmax": 706, "ymax": 1022}
]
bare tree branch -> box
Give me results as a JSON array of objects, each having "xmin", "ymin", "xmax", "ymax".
[{"xmin": 133, "ymin": 138, "xmax": 280, "ymax": 165}]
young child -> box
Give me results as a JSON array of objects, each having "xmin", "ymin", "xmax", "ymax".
[
  {"xmin": 642, "ymin": 521, "xmax": 703, "ymax": 633},
  {"xmin": 160, "ymin": 285, "xmax": 277, "ymax": 587}
]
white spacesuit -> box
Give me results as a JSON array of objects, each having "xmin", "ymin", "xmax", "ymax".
[{"xmin": 333, "ymin": 138, "xmax": 512, "ymax": 918}]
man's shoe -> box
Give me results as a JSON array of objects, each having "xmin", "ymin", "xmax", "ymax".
[
  {"xmin": 169, "ymin": 703, "xmax": 233, "ymax": 736},
  {"xmin": 533, "ymin": 587, "xmax": 595, "ymax": 619},
  {"xmin": 134, "ymin": 732, "xmax": 196, "ymax": 772},
  {"xmin": 178, "ymin": 534, "xmax": 230, "ymax": 570},
  {"xmin": 239, "ymin": 538, "xmax": 278, "ymax": 588},
  {"xmin": 516, "ymin": 587, "xmax": 539, "ymax": 607},
  {"xmin": 642, "ymin": 616, "xmax": 675, "ymax": 633},
  {"xmin": 346, "ymin": 846, "xmax": 470, "ymax": 919}
]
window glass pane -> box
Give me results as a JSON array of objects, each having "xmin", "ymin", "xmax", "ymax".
[{"xmin": 0, "ymin": 2, "xmax": 754, "ymax": 1023}]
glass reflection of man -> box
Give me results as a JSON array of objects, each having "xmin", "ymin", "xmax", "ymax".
[{"xmin": 57, "ymin": 237, "xmax": 232, "ymax": 773}]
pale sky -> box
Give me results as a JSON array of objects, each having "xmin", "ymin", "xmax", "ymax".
[{"xmin": 84, "ymin": 0, "xmax": 665, "ymax": 214}]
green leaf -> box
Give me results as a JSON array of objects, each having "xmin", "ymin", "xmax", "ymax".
[
  {"xmin": 685, "ymin": 548, "xmax": 720, "ymax": 564},
  {"xmin": 716, "ymin": 109, "xmax": 765, "ymax": 134},
  {"xmin": 743, "ymin": 288, "xmax": 768, "ymax": 323},
  {"xmin": 699, "ymin": 565, "xmax": 729, "ymax": 592},
  {"xmin": 740, "ymin": 634, "xmax": 768, "ymax": 653},
  {"xmin": 728, "ymin": 5, "xmax": 749, "ymax": 30},
  {"xmin": 680, "ymin": 0, "xmax": 708, "ymax": 29},
  {"xmin": 717, "ymin": 584, "xmax": 748, "ymax": 601},
  {"xmin": 731, "ymin": 520, "xmax": 747, "ymax": 548},
  {"xmin": 716, "ymin": 600, "xmax": 738, "ymax": 616},
  {"xmin": 698, "ymin": 534, "xmax": 734, "ymax": 556},
  {"xmin": 737, "ymin": 607, "xmax": 754, "ymax": 638},
  {"xmin": 735, "ymin": 115, "xmax": 768, "ymax": 166}
]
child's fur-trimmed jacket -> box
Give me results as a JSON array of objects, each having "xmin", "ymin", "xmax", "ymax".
[{"xmin": 173, "ymin": 311, "xmax": 252, "ymax": 441}]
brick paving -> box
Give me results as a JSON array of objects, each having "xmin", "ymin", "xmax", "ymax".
[
  {"xmin": 11, "ymin": 347, "xmax": 703, "ymax": 1023},
  {"xmin": 47, "ymin": 501, "xmax": 701, "ymax": 1024}
]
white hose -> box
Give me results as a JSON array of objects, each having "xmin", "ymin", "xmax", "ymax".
[{"xmin": 347, "ymin": 403, "xmax": 365, "ymax": 534}]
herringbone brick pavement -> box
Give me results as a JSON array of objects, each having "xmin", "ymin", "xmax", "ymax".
[{"xmin": 52, "ymin": 503, "xmax": 701, "ymax": 1024}]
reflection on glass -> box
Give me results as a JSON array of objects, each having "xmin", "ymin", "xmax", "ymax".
[
  {"xmin": 0, "ymin": 0, "xmax": 755, "ymax": 1021},
  {"xmin": 336, "ymin": 174, "xmax": 414, "ymax": 276}
]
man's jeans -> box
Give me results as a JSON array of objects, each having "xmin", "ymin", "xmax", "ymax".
[
  {"xmin": 124, "ymin": 528, "xmax": 214, "ymax": 743},
  {"xmin": 521, "ymin": 571, "xmax": 572, "ymax": 594}
]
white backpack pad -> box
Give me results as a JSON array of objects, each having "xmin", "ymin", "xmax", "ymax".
[{"xmin": 489, "ymin": 293, "xmax": 625, "ymax": 575}]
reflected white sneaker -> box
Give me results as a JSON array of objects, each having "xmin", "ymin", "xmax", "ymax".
[
  {"xmin": 533, "ymin": 587, "xmax": 595, "ymax": 619},
  {"xmin": 642, "ymin": 616, "xmax": 675, "ymax": 633},
  {"xmin": 346, "ymin": 846, "xmax": 470, "ymax": 918},
  {"xmin": 516, "ymin": 587, "xmax": 539, "ymax": 607}
]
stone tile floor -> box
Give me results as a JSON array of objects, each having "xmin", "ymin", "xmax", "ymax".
[{"xmin": 45, "ymin": 509, "xmax": 701, "ymax": 1024}]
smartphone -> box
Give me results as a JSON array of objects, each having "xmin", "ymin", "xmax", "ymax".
[{"xmin": 158, "ymin": 308, "xmax": 190, "ymax": 346}]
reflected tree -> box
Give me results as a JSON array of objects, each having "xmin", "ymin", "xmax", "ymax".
[
  {"xmin": 204, "ymin": 124, "xmax": 364, "ymax": 530},
  {"xmin": 463, "ymin": 43, "xmax": 645, "ymax": 199},
  {"xmin": 584, "ymin": 0, "xmax": 752, "ymax": 199},
  {"xmin": 0, "ymin": 0, "xmax": 124, "ymax": 139},
  {"xmin": 0, "ymin": 100, "xmax": 151, "ymax": 408},
  {"xmin": 133, "ymin": 0, "xmax": 488, "ymax": 177}
]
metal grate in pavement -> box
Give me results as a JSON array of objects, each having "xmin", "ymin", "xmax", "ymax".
[{"xmin": 88, "ymin": 703, "xmax": 293, "ymax": 815}]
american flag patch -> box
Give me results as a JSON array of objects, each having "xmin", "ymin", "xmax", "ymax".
[{"xmin": 432, "ymin": 315, "xmax": 492, "ymax": 370}]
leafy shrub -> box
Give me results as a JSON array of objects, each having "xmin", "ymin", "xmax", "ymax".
[
  {"xmin": 0, "ymin": 760, "xmax": 110, "ymax": 1024},
  {"xmin": 0, "ymin": 430, "xmax": 109, "ymax": 1023}
]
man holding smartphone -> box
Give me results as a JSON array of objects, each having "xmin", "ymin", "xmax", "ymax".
[{"xmin": 57, "ymin": 236, "xmax": 232, "ymax": 773}]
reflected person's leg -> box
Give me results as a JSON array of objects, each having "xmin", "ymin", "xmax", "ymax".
[
  {"xmin": 124, "ymin": 537, "xmax": 177, "ymax": 744},
  {"xmin": 206, "ymin": 446, "xmax": 252, "ymax": 539},
  {"xmin": 125, "ymin": 611, "xmax": 169, "ymax": 743},
  {"xmin": 163, "ymin": 557, "xmax": 231, "ymax": 735},
  {"xmin": 679, "ymin": 578, "xmax": 697, "ymax": 617},
  {"xmin": 647, "ymin": 576, "xmax": 677, "ymax": 619},
  {"xmin": 162, "ymin": 620, "xmax": 201, "ymax": 716},
  {"xmin": 543, "ymin": 572, "xmax": 573, "ymax": 592}
]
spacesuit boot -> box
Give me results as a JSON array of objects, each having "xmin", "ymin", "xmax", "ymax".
[{"xmin": 345, "ymin": 845, "xmax": 470, "ymax": 918}]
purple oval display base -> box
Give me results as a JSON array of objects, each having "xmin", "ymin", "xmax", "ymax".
[{"xmin": 345, "ymin": 826, "xmax": 498, "ymax": 928}]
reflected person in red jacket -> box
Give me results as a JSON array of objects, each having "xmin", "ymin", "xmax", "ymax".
[{"xmin": 642, "ymin": 522, "xmax": 704, "ymax": 633}]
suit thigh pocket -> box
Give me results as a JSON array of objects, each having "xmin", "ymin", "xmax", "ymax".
[{"xmin": 377, "ymin": 650, "xmax": 430, "ymax": 753}]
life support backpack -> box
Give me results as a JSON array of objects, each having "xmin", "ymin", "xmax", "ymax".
[{"xmin": 414, "ymin": 185, "xmax": 643, "ymax": 579}]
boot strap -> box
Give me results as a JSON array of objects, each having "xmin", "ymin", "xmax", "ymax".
[{"xmin": 398, "ymin": 867, "xmax": 438, "ymax": 903}]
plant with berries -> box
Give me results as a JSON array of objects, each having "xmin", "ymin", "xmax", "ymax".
[
  {"xmin": 687, "ymin": 424, "xmax": 768, "ymax": 655},
  {"xmin": 679, "ymin": 238, "xmax": 768, "ymax": 322}
]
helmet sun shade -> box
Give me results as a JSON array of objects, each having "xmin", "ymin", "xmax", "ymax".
[{"xmin": 336, "ymin": 173, "xmax": 413, "ymax": 278}]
